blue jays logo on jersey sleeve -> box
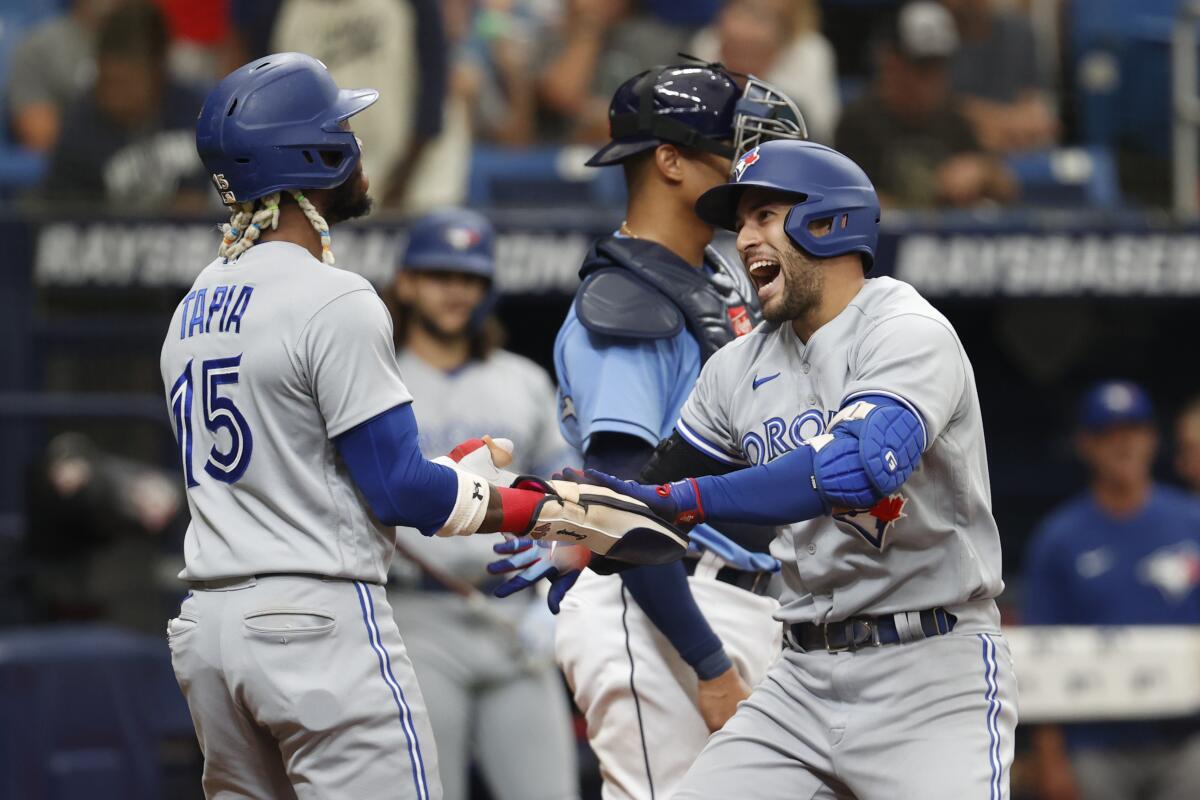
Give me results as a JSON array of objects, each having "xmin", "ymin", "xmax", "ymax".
[{"xmin": 833, "ymin": 494, "xmax": 907, "ymax": 550}]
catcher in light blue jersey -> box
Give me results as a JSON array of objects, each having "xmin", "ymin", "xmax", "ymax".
[{"xmin": 565, "ymin": 139, "xmax": 1018, "ymax": 800}]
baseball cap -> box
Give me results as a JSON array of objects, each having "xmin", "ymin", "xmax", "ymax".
[
  {"xmin": 883, "ymin": 1, "xmax": 960, "ymax": 61},
  {"xmin": 398, "ymin": 209, "xmax": 495, "ymax": 280},
  {"xmin": 1078, "ymin": 381, "xmax": 1155, "ymax": 432}
]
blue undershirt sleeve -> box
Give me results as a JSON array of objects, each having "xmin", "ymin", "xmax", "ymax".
[
  {"xmin": 334, "ymin": 403, "xmax": 459, "ymax": 535},
  {"xmin": 587, "ymin": 434, "xmax": 733, "ymax": 680},
  {"xmin": 694, "ymin": 444, "xmax": 829, "ymax": 525},
  {"xmin": 693, "ymin": 394, "xmax": 925, "ymax": 525}
]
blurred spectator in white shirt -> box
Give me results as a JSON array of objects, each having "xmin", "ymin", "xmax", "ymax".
[
  {"xmin": 6, "ymin": 0, "xmax": 120, "ymax": 153},
  {"xmin": 401, "ymin": 0, "xmax": 555, "ymax": 214},
  {"xmin": 272, "ymin": 0, "xmax": 446, "ymax": 208},
  {"xmin": 941, "ymin": 0, "xmax": 1058, "ymax": 153},
  {"xmin": 688, "ymin": 0, "xmax": 839, "ymax": 144}
]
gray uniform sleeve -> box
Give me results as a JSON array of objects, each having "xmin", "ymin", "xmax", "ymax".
[
  {"xmin": 842, "ymin": 313, "xmax": 966, "ymax": 446},
  {"xmin": 297, "ymin": 289, "xmax": 414, "ymax": 438},
  {"xmin": 677, "ymin": 350, "xmax": 746, "ymax": 466}
]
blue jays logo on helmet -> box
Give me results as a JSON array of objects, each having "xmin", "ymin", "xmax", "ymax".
[
  {"xmin": 732, "ymin": 147, "xmax": 761, "ymax": 182},
  {"xmin": 694, "ymin": 140, "xmax": 881, "ymax": 271}
]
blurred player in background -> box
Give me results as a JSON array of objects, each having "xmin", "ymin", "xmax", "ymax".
[
  {"xmin": 490, "ymin": 63, "xmax": 805, "ymax": 800},
  {"xmin": 1023, "ymin": 381, "xmax": 1200, "ymax": 800},
  {"xmin": 1174, "ymin": 395, "xmax": 1200, "ymax": 494},
  {"xmin": 385, "ymin": 208, "xmax": 579, "ymax": 800}
]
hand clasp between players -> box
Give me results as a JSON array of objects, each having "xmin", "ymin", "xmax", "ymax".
[{"xmin": 437, "ymin": 436, "xmax": 689, "ymax": 566}]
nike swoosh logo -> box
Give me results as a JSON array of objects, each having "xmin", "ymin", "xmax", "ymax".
[{"xmin": 752, "ymin": 372, "xmax": 781, "ymax": 390}]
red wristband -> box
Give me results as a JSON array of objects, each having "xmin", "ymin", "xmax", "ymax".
[{"xmin": 495, "ymin": 486, "xmax": 545, "ymax": 533}]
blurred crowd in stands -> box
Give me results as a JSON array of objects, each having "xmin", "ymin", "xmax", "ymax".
[
  {"xmin": 6, "ymin": 3, "xmax": 1200, "ymax": 799},
  {"xmin": 0, "ymin": 0, "xmax": 1177, "ymax": 213}
]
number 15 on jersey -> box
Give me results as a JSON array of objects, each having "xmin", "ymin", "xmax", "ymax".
[{"xmin": 170, "ymin": 354, "xmax": 254, "ymax": 487}]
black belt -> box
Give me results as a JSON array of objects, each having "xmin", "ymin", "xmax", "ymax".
[
  {"xmin": 788, "ymin": 607, "xmax": 957, "ymax": 653},
  {"xmin": 187, "ymin": 573, "xmax": 377, "ymax": 590},
  {"xmin": 683, "ymin": 558, "xmax": 772, "ymax": 596}
]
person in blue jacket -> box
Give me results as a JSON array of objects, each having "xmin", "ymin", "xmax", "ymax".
[{"xmin": 1023, "ymin": 380, "xmax": 1200, "ymax": 800}]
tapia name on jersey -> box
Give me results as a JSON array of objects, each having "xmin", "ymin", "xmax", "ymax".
[{"xmin": 178, "ymin": 284, "xmax": 254, "ymax": 339}]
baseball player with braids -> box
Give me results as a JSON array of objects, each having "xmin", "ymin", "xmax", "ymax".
[
  {"xmin": 563, "ymin": 139, "xmax": 1018, "ymax": 799},
  {"xmin": 385, "ymin": 208, "xmax": 580, "ymax": 800},
  {"xmin": 489, "ymin": 64, "xmax": 806, "ymax": 800},
  {"xmin": 161, "ymin": 53, "xmax": 685, "ymax": 799}
]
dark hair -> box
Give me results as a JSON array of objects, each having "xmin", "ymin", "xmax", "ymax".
[
  {"xmin": 387, "ymin": 290, "xmax": 506, "ymax": 362},
  {"xmin": 97, "ymin": 2, "xmax": 169, "ymax": 63}
]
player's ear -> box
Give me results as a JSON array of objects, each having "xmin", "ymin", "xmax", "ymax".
[{"xmin": 653, "ymin": 144, "xmax": 685, "ymax": 185}]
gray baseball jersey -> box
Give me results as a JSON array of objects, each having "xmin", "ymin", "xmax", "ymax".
[
  {"xmin": 398, "ymin": 349, "xmax": 570, "ymax": 477},
  {"xmin": 393, "ymin": 348, "xmax": 573, "ymax": 584},
  {"xmin": 159, "ymin": 240, "xmax": 412, "ymax": 583},
  {"xmin": 678, "ymin": 275, "xmax": 1004, "ymax": 624}
]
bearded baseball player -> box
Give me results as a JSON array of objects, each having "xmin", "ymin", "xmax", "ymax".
[
  {"xmin": 161, "ymin": 53, "xmax": 685, "ymax": 799},
  {"xmin": 566, "ymin": 139, "xmax": 1018, "ymax": 799},
  {"xmin": 488, "ymin": 64, "xmax": 807, "ymax": 800}
]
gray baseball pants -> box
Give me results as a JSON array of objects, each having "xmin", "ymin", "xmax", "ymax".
[
  {"xmin": 168, "ymin": 575, "xmax": 441, "ymax": 799},
  {"xmin": 673, "ymin": 601, "xmax": 1018, "ymax": 800},
  {"xmin": 391, "ymin": 590, "xmax": 580, "ymax": 800}
]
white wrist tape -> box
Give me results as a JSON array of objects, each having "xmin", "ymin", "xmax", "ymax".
[{"xmin": 433, "ymin": 465, "xmax": 491, "ymax": 537}]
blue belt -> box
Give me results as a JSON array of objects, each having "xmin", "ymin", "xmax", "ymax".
[{"xmin": 788, "ymin": 607, "xmax": 957, "ymax": 653}]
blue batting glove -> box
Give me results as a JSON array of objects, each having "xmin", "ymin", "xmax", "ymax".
[
  {"xmin": 687, "ymin": 523, "xmax": 781, "ymax": 573},
  {"xmin": 488, "ymin": 537, "xmax": 584, "ymax": 615},
  {"xmin": 559, "ymin": 467, "xmax": 705, "ymax": 526}
]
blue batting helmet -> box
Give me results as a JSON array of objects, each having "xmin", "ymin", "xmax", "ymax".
[
  {"xmin": 399, "ymin": 209, "xmax": 495, "ymax": 280},
  {"xmin": 195, "ymin": 52, "xmax": 378, "ymax": 206},
  {"xmin": 694, "ymin": 140, "xmax": 881, "ymax": 270}
]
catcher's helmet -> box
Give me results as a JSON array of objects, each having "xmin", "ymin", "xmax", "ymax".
[
  {"xmin": 695, "ymin": 140, "xmax": 881, "ymax": 270},
  {"xmin": 196, "ymin": 52, "xmax": 378, "ymax": 206},
  {"xmin": 400, "ymin": 209, "xmax": 495, "ymax": 280},
  {"xmin": 586, "ymin": 62, "xmax": 807, "ymax": 170}
]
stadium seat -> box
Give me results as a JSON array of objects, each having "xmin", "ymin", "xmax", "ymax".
[
  {"xmin": 1006, "ymin": 146, "xmax": 1122, "ymax": 209},
  {"xmin": 1068, "ymin": 0, "xmax": 1180, "ymax": 157},
  {"xmin": 0, "ymin": 625, "xmax": 193, "ymax": 800},
  {"xmin": 468, "ymin": 145, "xmax": 627, "ymax": 208}
]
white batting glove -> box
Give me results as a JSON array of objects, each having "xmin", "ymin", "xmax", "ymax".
[{"xmin": 433, "ymin": 435, "xmax": 520, "ymax": 487}]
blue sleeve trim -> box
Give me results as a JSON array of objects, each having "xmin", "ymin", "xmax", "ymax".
[
  {"xmin": 677, "ymin": 418, "xmax": 747, "ymax": 466},
  {"xmin": 620, "ymin": 561, "xmax": 728, "ymax": 676},
  {"xmin": 334, "ymin": 403, "xmax": 458, "ymax": 534},
  {"xmin": 693, "ymin": 648, "xmax": 735, "ymax": 681}
]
